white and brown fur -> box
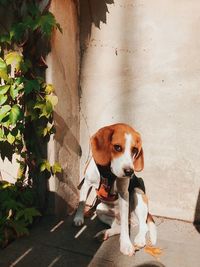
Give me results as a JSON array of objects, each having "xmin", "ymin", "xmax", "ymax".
[{"xmin": 74, "ymin": 123, "xmax": 157, "ymax": 256}]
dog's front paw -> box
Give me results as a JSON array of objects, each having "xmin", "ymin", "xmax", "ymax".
[
  {"xmin": 120, "ymin": 239, "xmax": 135, "ymax": 256},
  {"xmin": 74, "ymin": 215, "xmax": 84, "ymax": 227},
  {"xmin": 134, "ymin": 233, "xmax": 146, "ymax": 248}
]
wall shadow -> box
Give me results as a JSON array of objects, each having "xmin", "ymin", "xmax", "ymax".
[
  {"xmin": 80, "ymin": 0, "xmax": 114, "ymax": 50},
  {"xmin": 45, "ymin": 112, "xmax": 82, "ymax": 215},
  {"xmin": 193, "ymin": 189, "xmax": 200, "ymax": 233},
  {"xmin": 54, "ymin": 112, "xmax": 82, "ymax": 157}
]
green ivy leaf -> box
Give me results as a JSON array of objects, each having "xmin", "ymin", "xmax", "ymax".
[
  {"xmin": 2, "ymin": 199, "xmax": 23, "ymax": 211},
  {"xmin": 45, "ymin": 95, "xmax": 58, "ymax": 107},
  {"xmin": 0, "ymin": 95, "xmax": 7, "ymax": 105},
  {"xmin": 34, "ymin": 102, "xmax": 44, "ymax": 110},
  {"xmin": 10, "ymin": 22, "xmax": 26, "ymax": 42},
  {"xmin": 0, "ymin": 85, "xmax": 10, "ymax": 95},
  {"xmin": 0, "ymin": 58, "xmax": 8, "ymax": 81},
  {"xmin": 40, "ymin": 164, "xmax": 45, "ymax": 172},
  {"xmin": 15, "ymin": 130, "xmax": 22, "ymax": 141},
  {"xmin": 20, "ymin": 59, "xmax": 32, "ymax": 73},
  {"xmin": 52, "ymin": 163, "xmax": 62, "ymax": 174},
  {"xmin": 17, "ymin": 160, "xmax": 26, "ymax": 179},
  {"xmin": 9, "ymin": 105, "xmax": 21, "ymax": 124},
  {"xmin": 24, "ymin": 79, "xmax": 40, "ymax": 95},
  {"xmin": 14, "ymin": 77, "xmax": 23, "ymax": 86},
  {"xmin": 38, "ymin": 12, "xmax": 56, "ymax": 36},
  {"xmin": 0, "ymin": 34, "xmax": 11, "ymax": 45},
  {"xmin": 1, "ymin": 118, "xmax": 10, "ymax": 129},
  {"xmin": 5, "ymin": 52, "xmax": 23, "ymax": 71},
  {"xmin": 16, "ymin": 207, "xmax": 41, "ymax": 224},
  {"xmin": 41, "ymin": 122, "xmax": 53, "ymax": 137},
  {"xmin": 45, "ymin": 100, "xmax": 53, "ymax": 114},
  {"xmin": 40, "ymin": 160, "xmax": 51, "ymax": 172},
  {"xmin": 45, "ymin": 84, "xmax": 54, "ymax": 94},
  {"xmin": 36, "ymin": 101, "xmax": 53, "ymax": 118},
  {"xmin": 0, "ymin": 128, "xmax": 4, "ymax": 140},
  {"xmin": 10, "ymin": 85, "xmax": 19, "ymax": 100},
  {"xmin": 7, "ymin": 132, "xmax": 15, "ymax": 144},
  {"xmin": 0, "ymin": 181, "xmax": 11, "ymax": 189},
  {"xmin": 0, "ymin": 105, "xmax": 11, "ymax": 122}
]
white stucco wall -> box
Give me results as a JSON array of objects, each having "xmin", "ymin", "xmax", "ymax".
[{"xmin": 80, "ymin": 0, "xmax": 200, "ymax": 222}]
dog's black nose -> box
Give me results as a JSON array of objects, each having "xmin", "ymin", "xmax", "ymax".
[{"xmin": 123, "ymin": 168, "xmax": 134, "ymax": 177}]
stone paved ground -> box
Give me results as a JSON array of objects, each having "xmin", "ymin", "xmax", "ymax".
[{"xmin": 0, "ymin": 215, "xmax": 200, "ymax": 267}]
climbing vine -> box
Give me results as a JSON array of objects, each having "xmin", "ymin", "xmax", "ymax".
[{"xmin": 0, "ymin": 0, "xmax": 61, "ymax": 247}]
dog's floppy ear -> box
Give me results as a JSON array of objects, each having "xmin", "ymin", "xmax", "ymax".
[
  {"xmin": 90, "ymin": 126, "xmax": 114, "ymax": 166},
  {"xmin": 134, "ymin": 148, "xmax": 144, "ymax": 172}
]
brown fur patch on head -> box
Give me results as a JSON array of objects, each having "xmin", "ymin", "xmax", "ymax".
[
  {"xmin": 90, "ymin": 126, "xmax": 114, "ymax": 166},
  {"xmin": 134, "ymin": 147, "xmax": 144, "ymax": 172},
  {"xmin": 90, "ymin": 123, "xmax": 144, "ymax": 170}
]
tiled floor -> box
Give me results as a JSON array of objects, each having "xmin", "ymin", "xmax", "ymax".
[{"xmin": 0, "ymin": 215, "xmax": 200, "ymax": 267}]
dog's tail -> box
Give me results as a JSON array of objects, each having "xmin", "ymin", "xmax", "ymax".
[{"xmin": 147, "ymin": 213, "xmax": 157, "ymax": 245}]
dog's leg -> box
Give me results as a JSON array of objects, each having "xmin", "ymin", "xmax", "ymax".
[
  {"xmin": 94, "ymin": 218, "xmax": 121, "ymax": 241},
  {"xmin": 74, "ymin": 158, "xmax": 100, "ymax": 226},
  {"xmin": 96, "ymin": 202, "xmax": 115, "ymax": 225},
  {"xmin": 95, "ymin": 205, "xmax": 120, "ymax": 240},
  {"xmin": 74, "ymin": 179, "xmax": 92, "ymax": 226},
  {"xmin": 104, "ymin": 219, "xmax": 121, "ymax": 240},
  {"xmin": 133, "ymin": 190, "xmax": 148, "ymax": 248},
  {"xmin": 116, "ymin": 178, "xmax": 135, "ymax": 256},
  {"xmin": 95, "ymin": 202, "xmax": 120, "ymax": 240}
]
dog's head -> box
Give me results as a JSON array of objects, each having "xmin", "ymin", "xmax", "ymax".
[{"xmin": 90, "ymin": 123, "xmax": 144, "ymax": 177}]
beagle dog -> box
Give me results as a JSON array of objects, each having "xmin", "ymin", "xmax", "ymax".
[{"xmin": 74, "ymin": 123, "xmax": 156, "ymax": 256}]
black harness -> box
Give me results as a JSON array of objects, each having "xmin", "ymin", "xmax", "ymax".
[
  {"xmin": 96, "ymin": 164, "xmax": 146, "ymax": 201},
  {"xmin": 78, "ymin": 163, "xmax": 146, "ymax": 203}
]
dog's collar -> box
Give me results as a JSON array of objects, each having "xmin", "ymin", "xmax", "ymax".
[
  {"xmin": 95, "ymin": 164, "xmax": 118, "ymax": 202},
  {"xmin": 78, "ymin": 163, "xmax": 146, "ymax": 203},
  {"xmin": 96, "ymin": 163, "xmax": 146, "ymax": 201}
]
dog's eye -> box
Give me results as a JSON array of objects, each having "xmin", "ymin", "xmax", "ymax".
[
  {"xmin": 114, "ymin": 144, "xmax": 122, "ymax": 152},
  {"xmin": 132, "ymin": 147, "xmax": 138, "ymax": 157}
]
